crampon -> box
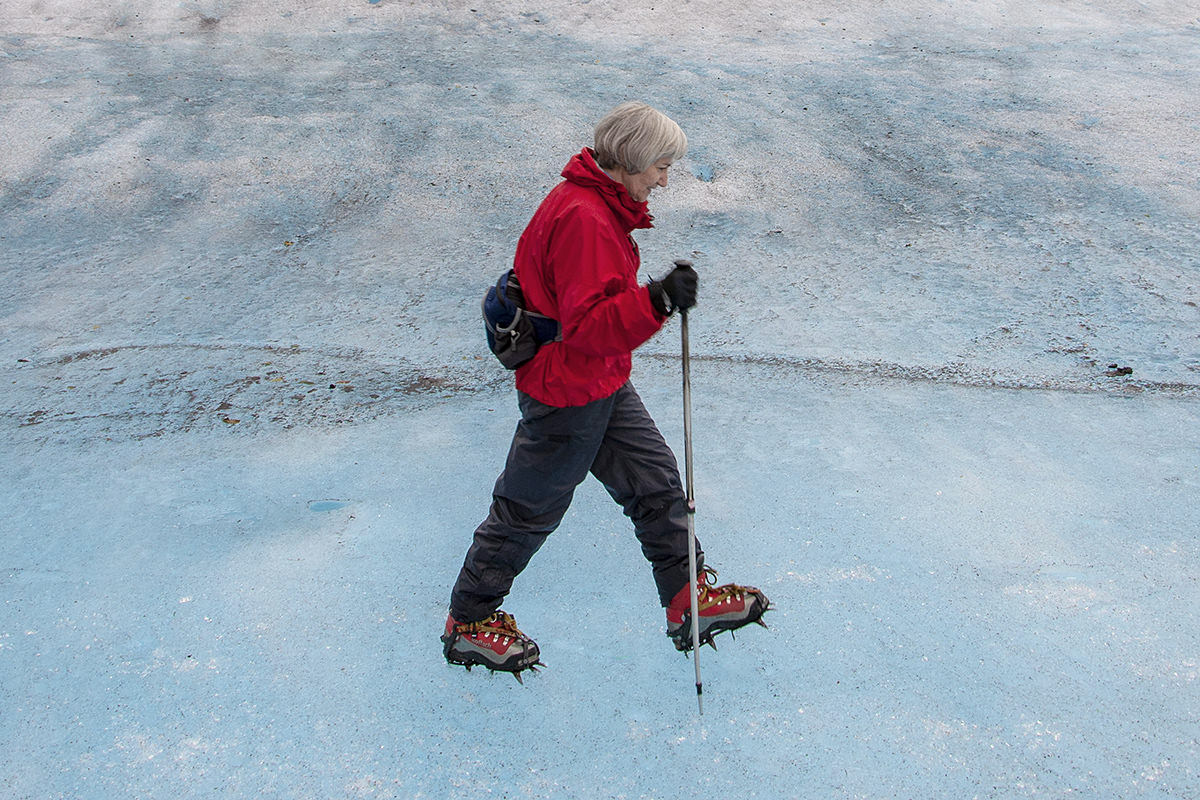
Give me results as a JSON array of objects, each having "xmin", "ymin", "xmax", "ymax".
[
  {"xmin": 666, "ymin": 568, "xmax": 772, "ymax": 653},
  {"xmin": 442, "ymin": 610, "xmax": 544, "ymax": 683}
]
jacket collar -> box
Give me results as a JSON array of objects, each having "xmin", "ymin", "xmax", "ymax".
[{"xmin": 561, "ymin": 148, "xmax": 654, "ymax": 231}]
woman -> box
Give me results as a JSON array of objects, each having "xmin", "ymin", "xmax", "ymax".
[{"xmin": 443, "ymin": 102, "xmax": 769, "ymax": 678}]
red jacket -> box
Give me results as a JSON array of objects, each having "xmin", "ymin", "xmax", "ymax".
[{"xmin": 513, "ymin": 148, "xmax": 666, "ymax": 407}]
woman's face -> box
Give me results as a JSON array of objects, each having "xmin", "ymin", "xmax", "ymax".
[{"xmin": 619, "ymin": 159, "xmax": 673, "ymax": 203}]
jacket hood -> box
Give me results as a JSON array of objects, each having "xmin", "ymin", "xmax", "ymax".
[{"xmin": 561, "ymin": 148, "xmax": 654, "ymax": 231}]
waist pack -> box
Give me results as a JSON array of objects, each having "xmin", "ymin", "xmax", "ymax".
[{"xmin": 482, "ymin": 269, "xmax": 561, "ymax": 369}]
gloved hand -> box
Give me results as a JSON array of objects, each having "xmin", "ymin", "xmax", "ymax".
[{"xmin": 648, "ymin": 259, "xmax": 698, "ymax": 316}]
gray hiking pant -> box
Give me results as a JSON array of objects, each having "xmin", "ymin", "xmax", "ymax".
[{"xmin": 449, "ymin": 381, "xmax": 702, "ymax": 623}]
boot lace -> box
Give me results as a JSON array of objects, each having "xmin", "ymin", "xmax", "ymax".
[
  {"xmin": 697, "ymin": 567, "xmax": 752, "ymax": 611},
  {"xmin": 454, "ymin": 611, "xmax": 530, "ymax": 648}
]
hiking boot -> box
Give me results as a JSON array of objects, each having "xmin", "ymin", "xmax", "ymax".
[
  {"xmin": 666, "ymin": 568, "xmax": 770, "ymax": 651},
  {"xmin": 442, "ymin": 611, "xmax": 543, "ymax": 681}
]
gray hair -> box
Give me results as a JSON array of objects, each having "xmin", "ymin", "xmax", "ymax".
[{"xmin": 593, "ymin": 102, "xmax": 688, "ymax": 174}]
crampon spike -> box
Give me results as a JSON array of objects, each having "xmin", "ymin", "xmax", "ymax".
[{"xmin": 509, "ymin": 660, "xmax": 545, "ymax": 684}]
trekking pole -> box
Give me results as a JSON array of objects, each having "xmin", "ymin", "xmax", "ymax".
[{"xmin": 678, "ymin": 261, "xmax": 703, "ymax": 715}]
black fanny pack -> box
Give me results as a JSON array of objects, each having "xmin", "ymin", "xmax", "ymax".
[{"xmin": 482, "ymin": 269, "xmax": 561, "ymax": 369}]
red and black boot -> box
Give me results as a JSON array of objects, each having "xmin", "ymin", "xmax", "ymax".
[
  {"xmin": 666, "ymin": 568, "xmax": 770, "ymax": 651},
  {"xmin": 442, "ymin": 611, "xmax": 543, "ymax": 682}
]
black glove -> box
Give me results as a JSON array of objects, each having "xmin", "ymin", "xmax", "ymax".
[{"xmin": 648, "ymin": 260, "xmax": 698, "ymax": 316}]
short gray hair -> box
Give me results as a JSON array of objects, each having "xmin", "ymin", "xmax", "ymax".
[{"xmin": 593, "ymin": 102, "xmax": 688, "ymax": 174}]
